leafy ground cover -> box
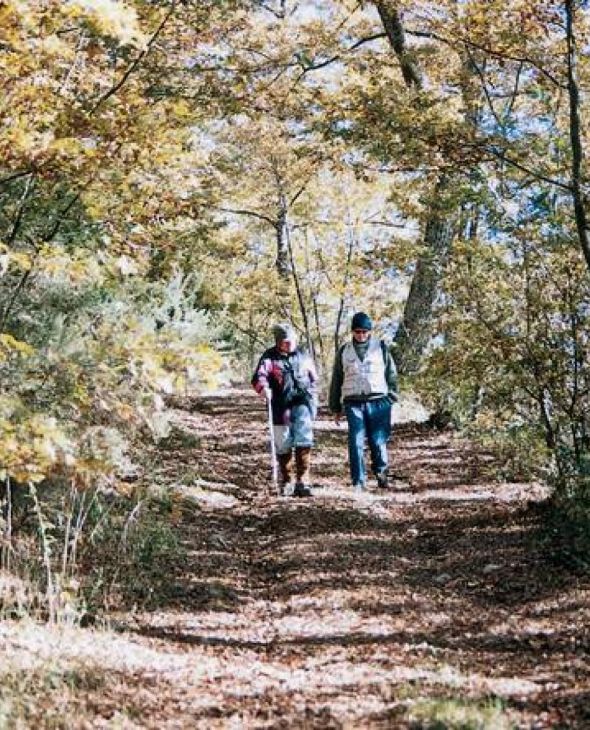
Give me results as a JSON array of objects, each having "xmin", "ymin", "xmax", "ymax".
[{"xmin": 1, "ymin": 388, "xmax": 589, "ymax": 728}]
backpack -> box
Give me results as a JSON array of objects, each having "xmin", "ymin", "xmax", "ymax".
[{"xmin": 281, "ymin": 354, "xmax": 312, "ymax": 407}]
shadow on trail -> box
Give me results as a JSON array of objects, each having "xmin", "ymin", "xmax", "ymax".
[
  {"xmin": 250, "ymin": 503, "xmax": 569, "ymax": 609},
  {"xmin": 132, "ymin": 620, "xmax": 587, "ymax": 663},
  {"xmin": 128, "ymin": 496, "xmax": 576, "ymax": 631},
  {"xmin": 130, "ymin": 390, "xmax": 590, "ymax": 728}
]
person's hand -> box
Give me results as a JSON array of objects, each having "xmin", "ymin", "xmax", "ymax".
[
  {"xmin": 262, "ymin": 386, "xmax": 272, "ymax": 401},
  {"xmin": 333, "ymin": 411, "xmax": 343, "ymax": 426}
]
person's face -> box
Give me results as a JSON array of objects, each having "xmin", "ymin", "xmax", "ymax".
[
  {"xmin": 352, "ymin": 328, "xmax": 371, "ymax": 343},
  {"xmin": 277, "ymin": 338, "xmax": 295, "ymax": 354}
]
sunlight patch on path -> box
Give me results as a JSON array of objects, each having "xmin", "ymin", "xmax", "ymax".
[
  {"xmin": 277, "ymin": 480, "xmax": 548, "ymax": 507},
  {"xmin": 174, "ymin": 482, "xmax": 240, "ymax": 509}
]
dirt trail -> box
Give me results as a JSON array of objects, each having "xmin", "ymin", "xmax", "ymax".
[{"xmin": 104, "ymin": 389, "xmax": 590, "ymax": 729}]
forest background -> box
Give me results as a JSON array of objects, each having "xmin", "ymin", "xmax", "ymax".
[{"xmin": 1, "ymin": 0, "xmax": 590, "ymax": 616}]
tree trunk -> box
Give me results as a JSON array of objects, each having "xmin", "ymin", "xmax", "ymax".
[
  {"xmin": 271, "ymin": 158, "xmax": 292, "ymax": 280},
  {"xmin": 565, "ymin": 0, "xmax": 590, "ymax": 275},
  {"xmin": 333, "ymin": 221, "xmax": 357, "ymax": 356},
  {"xmin": 375, "ymin": 1, "xmax": 475, "ymax": 374},
  {"xmin": 392, "ymin": 178, "xmax": 456, "ymax": 373},
  {"xmin": 375, "ymin": 1, "xmax": 423, "ymax": 90},
  {"xmin": 285, "ymin": 218, "xmax": 314, "ymax": 356},
  {"xmin": 275, "ymin": 204, "xmax": 291, "ymax": 279}
]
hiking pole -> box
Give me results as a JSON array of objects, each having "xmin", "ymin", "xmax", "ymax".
[{"xmin": 266, "ymin": 391, "xmax": 279, "ymax": 496}]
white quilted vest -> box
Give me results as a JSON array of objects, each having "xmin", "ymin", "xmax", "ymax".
[{"xmin": 341, "ymin": 339, "xmax": 387, "ymax": 398}]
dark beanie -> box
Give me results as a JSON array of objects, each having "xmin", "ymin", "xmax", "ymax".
[{"xmin": 351, "ymin": 312, "xmax": 372, "ymax": 330}]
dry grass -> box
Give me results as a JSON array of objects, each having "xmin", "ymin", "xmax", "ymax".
[{"xmin": 407, "ymin": 697, "xmax": 514, "ymax": 729}]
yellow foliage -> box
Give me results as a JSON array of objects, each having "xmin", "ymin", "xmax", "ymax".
[
  {"xmin": 0, "ymin": 334, "xmax": 35, "ymax": 361},
  {"xmin": 36, "ymin": 245, "xmax": 104, "ymax": 287},
  {"xmin": 64, "ymin": 0, "xmax": 146, "ymax": 46},
  {"xmin": 0, "ymin": 406, "xmax": 75, "ymax": 483}
]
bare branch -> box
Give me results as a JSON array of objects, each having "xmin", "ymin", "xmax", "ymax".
[
  {"xmin": 295, "ymin": 32, "xmax": 386, "ymax": 78},
  {"xmin": 6, "ymin": 174, "xmax": 36, "ymax": 247},
  {"xmin": 464, "ymin": 48, "xmax": 503, "ymax": 129},
  {"xmin": 504, "ymin": 61, "xmax": 524, "ymax": 121},
  {"xmin": 475, "ymin": 143, "xmax": 572, "ymax": 191},
  {"xmin": 213, "ymin": 205, "xmax": 277, "ymax": 227},
  {"xmin": 0, "ymin": 170, "xmax": 34, "ymax": 189},
  {"xmin": 90, "ymin": 2, "xmax": 177, "ymax": 114},
  {"xmin": 405, "ymin": 28, "xmax": 564, "ymax": 89}
]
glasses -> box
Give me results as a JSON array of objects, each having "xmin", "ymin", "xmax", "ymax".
[{"xmin": 352, "ymin": 329, "xmax": 370, "ymax": 334}]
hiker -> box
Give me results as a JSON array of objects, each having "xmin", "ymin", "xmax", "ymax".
[
  {"xmin": 251, "ymin": 323, "xmax": 318, "ymax": 497},
  {"xmin": 329, "ymin": 312, "xmax": 398, "ymax": 491}
]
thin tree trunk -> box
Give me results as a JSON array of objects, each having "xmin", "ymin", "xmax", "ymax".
[
  {"xmin": 285, "ymin": 219, "xmax": 314, "ymax": 356},
  {"xmin": 272, "ymin": 160, "xmax": 292, "ymax": 280},
  {"xmin": 565, "ymin": 0, "xmax": 590, "ymax": 275},
  {"xmin": 311, "ymin": 295, "xmax": 326, "ymax": 375},
  {"xmin": 275, "ymin": 205, "xmax": 291, "ymax": 279},
  {"xmin": 333, "ymin": 220, "xmax": 357, "ymax": 356},
  {"xmin": 304, "ymin": 228, "xmax": 327, "ymax": 374}
]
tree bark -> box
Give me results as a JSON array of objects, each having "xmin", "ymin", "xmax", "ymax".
[
  {"xmin": 333, "ymin": 220, "xmax": 357, "ymax": 356},
  {"xmin": 375, "ymin": 1, "xmax": 458, "ymax": 374},
  {"xmin": 275, "ymin": 204, "xmax": 291, "ymax": 278},
  {"xmin": 565, "ymin": 0, "xmax": 590, "ymax": 275},
  {"xmin": 375, "ymin": 2, "xmax": 423, "ymax": 90},
  {"xmin": 271, "ymin": 159, "xmax": 292, "ymax": 279},
  {"xmin": 285, "ymin": 219, "xmax": 314, "ymax": 356},
  {"xmin": 392, "ymin": 181, "xmax": 455, "ymax": 373}
]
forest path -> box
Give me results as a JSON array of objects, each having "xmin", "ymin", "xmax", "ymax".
[{"xmin": 108, "ymin": 388, "xmax": 590, "ymax": 728}]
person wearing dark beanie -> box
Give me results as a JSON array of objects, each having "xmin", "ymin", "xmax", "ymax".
[
  {"xmin": 351, "ymin": 312, "xmax": 372, "ymax": 331},
  {"xmin": 328, "ymin": 312, "xmax": 398, "ymax": 491}
]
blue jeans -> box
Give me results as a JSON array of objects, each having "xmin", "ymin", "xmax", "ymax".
[
  {"xmin": 273, "ymin": 403, "xmax": 315, "ymax": 454},
  {"xmin": 344, "ymin": 398, "xmax": 392, "ymax": 486}
]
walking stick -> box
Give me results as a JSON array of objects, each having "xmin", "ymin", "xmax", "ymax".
[{"xmin": 266, "ymin": 392, "xmax": 279, "ymax": 496}]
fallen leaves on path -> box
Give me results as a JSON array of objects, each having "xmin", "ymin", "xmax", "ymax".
[{"xmin": 1, "ymin": 389, "xmax": 589, "ymax": 728}]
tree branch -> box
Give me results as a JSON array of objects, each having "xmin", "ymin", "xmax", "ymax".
[
  {"xmin": 375, "ymin": 2, "xmax": 423, "ymax": 89},
  {"xmin": 475, "ymin": 143, "xmax": 573, "ymax": 192},
  {"xmin": 6, "ymin": 174, "xmax": 35, "ymax": 247},
  {"xmin": 0, "ymin": 191, "xmax": 83, "ymax": 332},
  {"xmin": 295, "ymin": 32, "xmax": 386, "ymax": 78},
  {"xmin": 90, "ymin": 2, "xmax": 177, "ymax": 114},
  {"xmin": 464, "ymin": 48, "xmax": 503, "ymax": 129},
  {"xmin": 405, "ymin": 28, "xmax": 564, "ymax": 89},
  {"xmin": 213, "ymin": 205, "xmax": 277, "ymax": 227},
  {"xmin": 0, "ymin": 170, "xmax": 34, "ymax": 189},
  {"xmin": 504, "ymin": 61, "xmax": 524, "ymax": 122}
]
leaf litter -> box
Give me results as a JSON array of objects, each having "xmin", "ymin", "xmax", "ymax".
[{"xmin": 1, "ymin": 388, "xmax": 589, "ymax": 728}]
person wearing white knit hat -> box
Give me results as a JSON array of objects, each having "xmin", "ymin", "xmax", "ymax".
[{"xmin": 252, "ymin": 323, "xmax": 318, "ymax": 497}]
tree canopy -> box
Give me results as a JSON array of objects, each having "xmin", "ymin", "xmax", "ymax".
[{"xmin": 0, "ymin": 0, "xmax": 589, "ymax": 499}]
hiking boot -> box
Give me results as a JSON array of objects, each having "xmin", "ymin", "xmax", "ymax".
[
  {"xmin": 295, "ymin": 446, "xmax": 311, "ymax": 485},
  {"xmin": 278, "ymin": 452, "xmax": 294, "ymax": 493},
  {"xmin": 293, "ymin": 482, "xmax": 312, "ymax": 497},
  {"xmin": 376, "ymin": 471, "xmax": 389, "ymax": 489}
]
